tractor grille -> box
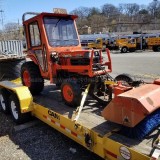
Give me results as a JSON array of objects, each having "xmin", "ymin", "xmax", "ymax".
[{"xmin": 70, "ymin": 57, "xmax": 100, "ymax": 65}]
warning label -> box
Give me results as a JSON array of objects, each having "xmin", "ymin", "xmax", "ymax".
[{"xmin": 119, "ymin": 146, "xmax": 131, "ymax": 160}]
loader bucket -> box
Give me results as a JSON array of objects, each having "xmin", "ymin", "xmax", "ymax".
[{"xmin": 102, "ymin": 82, "xmax": 160, "ymax": 128}]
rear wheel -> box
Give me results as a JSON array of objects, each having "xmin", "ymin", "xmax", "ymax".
[
  {"xmin": 9, "ymin": 93, "xmax": 31, "ymax": 124},
  {"xmin": 152, "ymin": 46, "xmax": 158, "ymax": 52},
  {"xmin": 115, "ymin": 74, "xmax": 133, "ymax": 86},
  {"xmin": 157, "ymin": 46, "xmax": 160, "ymax": 52},
  {"xmin": 61, "ymin": 80, "xmax": 82, "ymax": 107},
  {"xmin": 21, "ymin": 62, "xmax": 44, "ymax": 95},
  {"xmin": 121, "ymin": 47, "xmax": 128, "ymax": 53},
  {"xmin": 0, "ymin": 59, "xmax": 25, "ymax": 81},
  {"xmin": 0, "ymin": 89, "xmax": 10, "ymax": 114}
]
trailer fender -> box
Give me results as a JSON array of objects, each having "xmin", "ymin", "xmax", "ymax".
[{"xmin": 0, "ymin": 80, "xmax": 33, "ymax": 113}]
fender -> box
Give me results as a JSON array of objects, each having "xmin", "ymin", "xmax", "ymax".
[{"xmin": 0, "ymin": 80, "xmax": 33, "ymax": 113}]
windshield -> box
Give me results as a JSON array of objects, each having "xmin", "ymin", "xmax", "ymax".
[{"xmin": 44, "ymin": 17, "xmax": 79, "ymax": 47}]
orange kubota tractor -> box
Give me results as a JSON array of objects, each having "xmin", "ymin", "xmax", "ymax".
[
  {"xmin": 21, "ymin": 9, "xmax": 113, "ymax": 106},
  {"xmin": 21, "ymin": 9, "xmax": 160, "ymax": 139}
]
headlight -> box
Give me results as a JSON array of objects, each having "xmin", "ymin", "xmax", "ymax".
[
  {"xmin": 50, "ymin": 51, "xmax": 59, "ymax": 62},
  {"xmin": 50, "ymin": 51, "xmax": 57, "ymax": 56}
]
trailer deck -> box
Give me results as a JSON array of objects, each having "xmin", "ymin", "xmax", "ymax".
[
  {"xmin": 0, "ymin": 80, "xmax": 159, "ymax": 160},
  {"xmin": 0, "ymin": 55, "xmax": 25, "ymax": 61},
  {"xmin": 34, "ymin": 84, "xmax": 119, "ymax": 135},
  {"xmin": 34, "ymin": 82, "xmax": 159, "ymax": 158}
]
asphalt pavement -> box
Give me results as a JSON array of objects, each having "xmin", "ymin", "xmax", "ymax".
[{"xmin": 108, "ymin": 50, "xmax": 160, "ymax": 82}]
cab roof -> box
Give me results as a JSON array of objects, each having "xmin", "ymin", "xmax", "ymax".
[{"xmin": 23, "ymin": 12, "xmax": 78, "ymax": 24}]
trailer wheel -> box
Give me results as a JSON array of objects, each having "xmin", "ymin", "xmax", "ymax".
[
  {"xmin": 21, "ymin": 61, "xmax": 44, "ymax": 95},
  {"xmin": 0, "ymin": 89, "xmax": 10, "ymax": 114},
  {"xmin": 61, "ymin": 80, "xmax": 82, "ymax": 107},
  {"xmin": 9, "ymin": 93, "xmax": 31, "ymax": 124},
  {"xmin": 121, "ymin": 47, "xmax": 128, "ymax": 53},
  {"xmin": 115, "ymin": 74, "xmax": 133, "ymax": 86}
]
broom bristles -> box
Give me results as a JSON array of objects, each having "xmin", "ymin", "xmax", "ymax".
[{"xmin": 119, "ymin": 109, "xmax": 160, "ymax": 140}]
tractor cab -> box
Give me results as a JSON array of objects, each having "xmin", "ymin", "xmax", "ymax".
[
  {"xmin": 23, "ymin": 9, "xmax": 81, "ymax": 52},
  {"xmin": 22, "ymin": 10, "xmax": 82, "ymax": 78}
]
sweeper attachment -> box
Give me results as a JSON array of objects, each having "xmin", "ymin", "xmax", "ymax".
[{"xmin": 102, "ymin": 79, "xmax": 160, "ymax": 140}]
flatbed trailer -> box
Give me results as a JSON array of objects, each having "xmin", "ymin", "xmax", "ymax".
[{"xmin": 0, "ymin": 80, "xmax": 160, "ymax": 160}]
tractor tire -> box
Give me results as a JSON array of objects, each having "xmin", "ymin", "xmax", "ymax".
[
  {"xmin": 21, "ymin": 61, "xmax": 44, "ymax": 95},
  {"xmin": 9, "ymin": 93, "xmax": 31, "ymax": 124},
  {"xmin": 121, "ymin": 47, "xmax": 128, "ymax": 53},
  {"xmin": 61, "ymin": 79, "xmax": 82, "ymax": 107},
  {"xmin": 115, "ymin": 74, "xmax": 133, "ymax": 86},
  {"xmin": 0, "ymin": 88, "xmax": 10, "ymax": 114},
  {"xmin": 0, "ymin": 58, "xmax": 25, "ymax": 81}
]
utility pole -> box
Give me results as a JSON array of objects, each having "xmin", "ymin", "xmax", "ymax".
[
  {"xmin": 0, "ymin": 9, "xmax": 4, "ymax": 40},
  {"xmin": 0, "ymin": 9, "xmax": 4, "ymax": 29}
]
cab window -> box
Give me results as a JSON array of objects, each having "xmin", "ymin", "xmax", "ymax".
[{"xmin": 29, "ymin": 21, "xmax": 41, "ymax": 47}]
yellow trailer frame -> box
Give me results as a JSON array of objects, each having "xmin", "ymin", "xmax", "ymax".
[{"xmin": 0, "ymin": 80, "xmax": 159, "ymax": 160}]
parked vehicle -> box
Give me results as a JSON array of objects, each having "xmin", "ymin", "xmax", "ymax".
[{"xmin": 87, "ymin": 38, "xmax": 108, "ymax": 50}]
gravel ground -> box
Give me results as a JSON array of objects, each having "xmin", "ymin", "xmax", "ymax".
[{"xmin": 0, "ymin": 111, "xmax": 103, "ymax": 160}]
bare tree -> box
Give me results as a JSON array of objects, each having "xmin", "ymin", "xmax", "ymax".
[
  {"xmin": 2, "ymin": 22, "xmax": 21, "ymax": 40},
  {"xmin": 70, "ymin": 7, "xmax": 91, "ymax": 19},
  {"xmin": 119, "ymin": 3, "xmax": 139, "ymax": 16},
  {"xmin": 70, "ymin": 7, "xmax": 91, "ymax": 34},
  {"xmin": 88, "ymin": 14, "xmax": 107, "ymax": 33},
  {"xmin": 88, "ymin": 7, "xmax": 101, "ymax": 16},
  {"xmin": 148, "ymin": 0, "xmax": 160, "ymax": 29},
  {"xmin": 148, "ymin": 0, "xmax": 160, "ymax": 16},
  {"xmin": 102, "ymin": 4, "xmax": 119, "ymax": 17}
]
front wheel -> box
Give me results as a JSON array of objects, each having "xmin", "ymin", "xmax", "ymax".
[
  {"xmin": 9, "ymin": 93, "xmax": 31, "ymax": 124},
  {"xmin": 61, "ymin": 80, "xmax": 82, "ymax": 107},
  {"xmin": 121, "ymin": 47, "xmax": 128, "ymax": 53}
]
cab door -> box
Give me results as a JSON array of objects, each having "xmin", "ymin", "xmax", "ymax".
[{"xmin": 28, "ymin": 21, "xmax": 48, "ymax": 74}]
